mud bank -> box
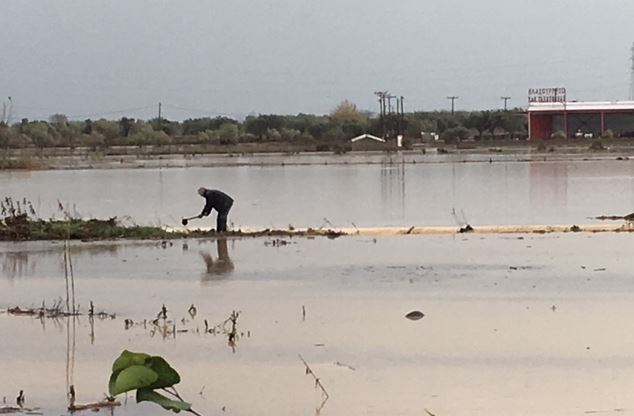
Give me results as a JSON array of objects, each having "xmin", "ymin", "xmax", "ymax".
[
  {"xmin": 2, "ymin": 215, "xmax": 632, "ymax": 241},
  {"xmin": 0, "ymin": 215, "xmax": 345, "ymax": 241},
  {"xmin": 166, "ymin": 223, "xmax": 634, "ymax": 237},
  {"xmin": 333, "ymin": 223, "xmax": 634, "ymax": 235}
]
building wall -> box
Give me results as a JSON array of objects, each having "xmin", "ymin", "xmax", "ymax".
[
  {"xmin": 530, "ymin": 110, "xmax": 634, "ymax": 139},
  {"xmin": 605, "ymin": 113, "xmax": 634, "ymax": 137},
  {"xmin": 553, "ymin": 113, "xmax": 601, "ymax": 137},
  {"xmin": 529, "ymin": 113, "xmax": 552, "ymax": 139}
]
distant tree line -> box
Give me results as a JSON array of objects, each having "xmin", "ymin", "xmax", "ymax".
[{"xmin": 0, "ymin": 100, "xmax": 528, "ymax": 151}]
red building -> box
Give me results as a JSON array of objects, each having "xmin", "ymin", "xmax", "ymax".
[{"xmin": 528, "ymin": 101, "xmax": 634, "ymax": 140}]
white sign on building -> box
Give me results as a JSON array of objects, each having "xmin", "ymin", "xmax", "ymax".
[{"xmin": 528, "ymin": 87, "xmax": 566, "ymax": 104}]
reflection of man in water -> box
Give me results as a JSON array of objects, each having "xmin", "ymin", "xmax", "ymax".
[
  {"xmin": 197, "ymin": 188, "xmax": 234, "ymax": 232},
  {"xmin": 200, "ymin": 239, "xmax": 234, "ymax": 277}
]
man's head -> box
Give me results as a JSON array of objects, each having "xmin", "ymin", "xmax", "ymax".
[{"xmin": 197, "ymin": 187, "xmax": 206, "ymax": 196}]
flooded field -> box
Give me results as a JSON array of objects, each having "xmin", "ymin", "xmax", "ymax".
[
  {"xmin": 1, "ymin": 157, "xmax": 634, "ymax": 229},
  {"xmin": 2, "ymin": 233, "xmax": 634, "ymax": 416},
  {"xmin": 2, "ymin": 157, "xmax": 634, "ymax": 415}
]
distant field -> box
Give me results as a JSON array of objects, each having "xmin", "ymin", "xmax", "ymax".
[{"xmin": 2, "ymin": 137, "xmax": 634, "ymax": 170}]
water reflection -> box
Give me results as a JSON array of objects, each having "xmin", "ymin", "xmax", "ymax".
[
  {"xmin": 380, "ymin": 158, "xmax": 406, "ymax": 221},
  {"xmin": 1, "ymin": 251, "xmax": 33, "ymax": 279},
  {"xmin": 529, "ymin": 162, "xmax": 568, "ymax": 216},
  {"xmin": 200, "ymin": 239, "xmax": 234, "ymax": 280},
  {"xmin": 1, "ymin": 243, "xmax": 121, "ymax": 280}
]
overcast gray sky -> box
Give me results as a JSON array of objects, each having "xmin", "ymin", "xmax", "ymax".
[{"xmin": 1, "ymin": 0, "xmax": 633, "ymax": 121}]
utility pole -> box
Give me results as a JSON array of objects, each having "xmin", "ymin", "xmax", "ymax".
[
  {"xmin": 395, "ymin": 97, "xmax": 401, "ymax": 135},
  {"xmin": 400, "ymin": 96, "xmax": 405, "ymax": 135},
  {"xmin": 374, "ymin": 91, "xmax": 388, "ymax": 138},
  {"xmin": 501, "ymin": 96, "xmax": 511, "ymax": 111},
  {"xmin": 447, "ymin": 96, "xmax": 459, "ymax": 116},
  {"xmin": 157, "ymin": 102, "xmax": 162, "ymax": 130},
  {"xmin": 630, "ymin": 42, "xmax": 634, "ymax": 100},
  {"xmin": 387, "ymin": 95, "xmax": 396, "ymax": 114},
  {"xmin": 374, "ymin": 91, "xmax": 405, "ymax": 137}
]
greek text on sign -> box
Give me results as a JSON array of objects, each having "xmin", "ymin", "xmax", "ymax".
[{"xmin": 528, "ymin": 87, "xmax": 566, "ymax": 103}]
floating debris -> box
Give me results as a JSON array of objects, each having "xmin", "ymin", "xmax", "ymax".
[
  {"xmin": 405, "ymin": 311, "xmax": 425, "ymax": 321},
  {"xmin": 264, "ymin": 239, "xmax": 294, "ymax": 247},
  {"xmin": 8, "ymin": 300, "xmax": 79, "ymax": 319},
  {"xmin": 335, "ymin": 361, "xmax": 356, "ymax": 371},
  {"xmin": 188, "ymin": 304, "xmax": 197, "ymax": 318}
]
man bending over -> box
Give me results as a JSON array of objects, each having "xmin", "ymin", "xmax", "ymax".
[{"xmin": 197, "ymin": 187, "xmax": 234, "ymax": 232}]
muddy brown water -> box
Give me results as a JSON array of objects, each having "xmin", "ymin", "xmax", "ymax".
[
  {"xmin": 2, "ymin": 233, "xmax": 634, "ymax": 416},
  {"xmin": 1, "ymin": 157, "xmax": 634, "ymax": 228}
]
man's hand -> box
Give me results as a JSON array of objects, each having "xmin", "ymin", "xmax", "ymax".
[{"xmin": 198, "ymin": 213, "xmax": 204, "ymax": 218}]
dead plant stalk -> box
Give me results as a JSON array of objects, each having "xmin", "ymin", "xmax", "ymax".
[{"xmin": 298, "ymin": 354, "xmax": 329, "ymax": 400}]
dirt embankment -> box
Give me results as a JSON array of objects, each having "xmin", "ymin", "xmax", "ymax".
[
  {"xmin": 3, "ymin": 214, "xmax": 634, "ymax": 242},
  {"xmin": 0, "ymin": 215, "xmax": 345, "ymax": 241}
]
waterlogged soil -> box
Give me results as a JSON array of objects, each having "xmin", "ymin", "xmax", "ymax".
[{"xmin": 2, "ymin": 234, "xmax": 634, "ymax": 416}]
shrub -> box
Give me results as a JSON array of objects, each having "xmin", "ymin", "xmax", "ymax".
[
  {"xmin": 551, "ymin": 130, "xmax": 566, "ymax": 140},
  {"xmin": 589, "ymin": 140, "xmax": 606, "ymax": 151}
]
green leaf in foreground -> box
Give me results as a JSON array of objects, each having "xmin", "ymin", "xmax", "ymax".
[
  {"xmin": 146, "ymin": 356, "xmax": 181, "ymax": 389},
  {"xmin": 109, "ymin": 365, "xmax": 159, "ymax": 396},
  {"xmin": 136, "ymin": 388, "xmax": 192, "ymax": 413},
  {"xmin": 112, "ymin": 350, "xmax": 151, "ymax": 373}
]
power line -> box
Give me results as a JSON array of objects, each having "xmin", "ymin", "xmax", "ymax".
[
  {"xmin": 67, "ymin": 105, "xmax": 156, "ymax": 119},
  {"xmin": 161, "ymin": 103, "xmax": 245, "ymax": 120}
]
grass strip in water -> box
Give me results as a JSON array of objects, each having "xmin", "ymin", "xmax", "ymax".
[{"xmin": 0, "ymin": 214, "xmax": 345, "ymax": 241}]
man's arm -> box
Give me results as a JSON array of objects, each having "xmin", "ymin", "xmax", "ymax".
[{"xmin": 200, "ymin": 199, "xmax": 213, "ymax": 217}]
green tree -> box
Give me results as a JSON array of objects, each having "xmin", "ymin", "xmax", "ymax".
[
  {"xmin": 218, "ymin": 122, "xmax": 239, "ymax": 144},
  {"xmin": 85, "ymin": 132, "xmax": 105, "ymax": 150},
  {"xmin": 322, "ymin": 125, "xmax": 345, "ymax": 141},
  {"xmin": 182, "ymin": 117, "xmax": 237, "ymax": 135},
  {"xmin": 55, "ymin": 121, "xmax": 82, "ymax": 148},
  {"xmin": 497, "ymin": 110, "xmax": 527, "ymax": 137},
  {"xmin": 23, "ymin": 121, "xmax": 56, "ymax": 148},
  {"xmin": 0, "ymin": 125, "xmax": 9, "ymax": 151},
  {"xmin": 441, "ymin": 126, "xmax": 469, "ymax": 143},
  {"xmin": 119, "ymin": 117, "xmax": 135, "ymax": 137},
  {"xmin": 464, "ymin": 111, "xmax": 497, "ymax": 139},
  {"xmin": 82, "ymin": 119, "xmax": 93, "ymax": 134},
  {"xmin": 244, "ymin": 115, "xmax": 285, "ymax": 140},
  {"xmin": 49, "ymin": 114, "xmax": 69, "ymax": 125},
  {"xmin": 93, "ymin": 119, "xmax": 121, "ymax": 146}
]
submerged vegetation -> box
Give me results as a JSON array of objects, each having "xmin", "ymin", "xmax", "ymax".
[{"xmin": 0, "ymin": 196, "xmax": 345, "ymax": 241}]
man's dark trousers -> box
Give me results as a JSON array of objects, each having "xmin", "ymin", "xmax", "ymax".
[{"xmin": 216, "ymin": 201, "xmax": 233, "ymax": 232}]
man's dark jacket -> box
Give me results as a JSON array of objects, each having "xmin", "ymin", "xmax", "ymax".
[{"xmin": 201, "ymin": 189, "xmax": 234, "ymax": 216}]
